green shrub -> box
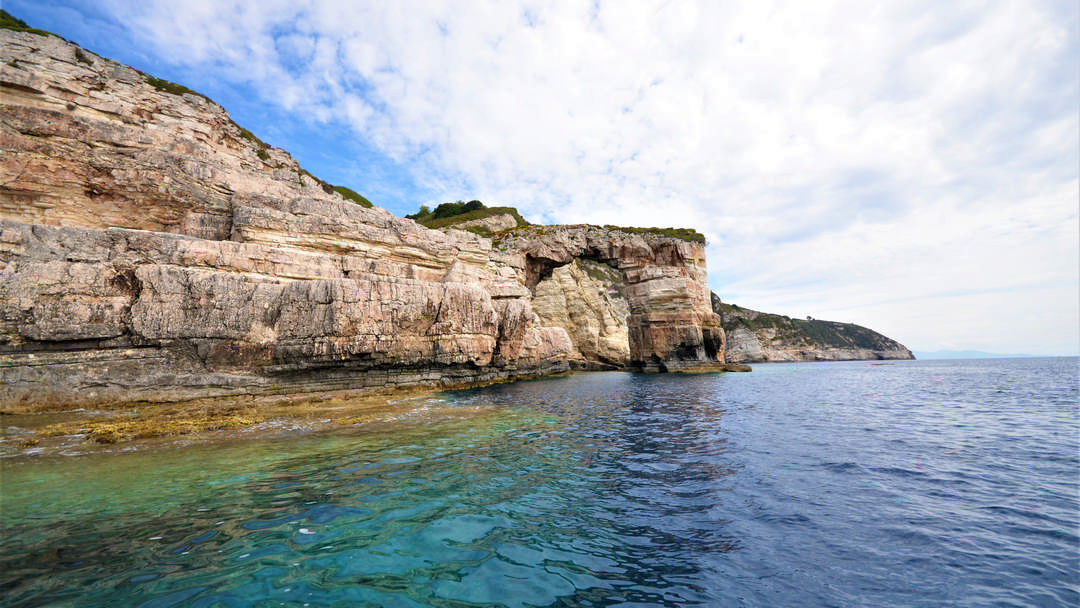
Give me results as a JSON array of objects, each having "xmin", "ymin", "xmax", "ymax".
[
  {"xmin": 332, "ymin": 185, "xmax": 373, "ymax": 208},
  {"xmin": 406, "ymin": 200, "xmax": 528, "ymax": 230},
  {"xmin": 602, "ymin": 225, "xmax": 705, "ymax": 244},
  {"xmin": 0, "ymin": 9, "xmax": 56, "ymax": 37},
  {"xmin": 296, "ymin": 169, "xmax": 336, "ymax": 195},
  {"xmin": 234, "ymin": 125, "xmax": 275, "ymax": 162},
  {"xmin": 145, "ymin": 76, "xmax": 199, "ymax": 97},
  {"xmin": 405, "ymin": 205, "xmax": 431, "ymax": 220},
  {"xmin": 236, "ymin": 125, "xmax": 268, "ymax": 148},
  {"xmin": 428, "ymin": 200, "xmax": 483, "ymax": 220}
]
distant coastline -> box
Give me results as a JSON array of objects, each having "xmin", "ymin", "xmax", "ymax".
[
  {"xmin": 713, "ymin": 295, "xmax": 914, "ymax": 363},
  {"xmin": 912, "ymin": 350, "xmax": 1044, "ymax": 360}
]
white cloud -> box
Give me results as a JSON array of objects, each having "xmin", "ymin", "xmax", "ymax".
[{"xmin": 82, "ymin": 0, "xmax": 1080, "ymax": 353}]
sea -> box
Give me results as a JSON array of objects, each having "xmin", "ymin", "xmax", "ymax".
[{"xmin": 2, "ymin": 357, "xmax": 1077, "ymax": 607}]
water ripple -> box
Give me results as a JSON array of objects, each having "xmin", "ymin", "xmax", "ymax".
[{"xmin": 1, "ymin": 358, "xmax": 1076, "ymax": 607}]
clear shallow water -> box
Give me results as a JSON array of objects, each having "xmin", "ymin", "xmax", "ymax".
[{"xmin": 2, "ymin": 358, "xmax": 1077, "ymax": 607}]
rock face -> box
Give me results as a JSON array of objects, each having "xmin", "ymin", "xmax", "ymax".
[
  {"xmin": 497, "ymin": 226, "xmax": 723, "ymax": 372},
  {"xmin": 713, "ymin": 294, "xmax": 914, "ymax": 362},
  {"xmin": 452, "ymin": 213, "xmax": 520, "ymax": 234},
  {"xmin": 0, "ymin": 30, "xmax": 725, "ymax": 407},
  {"xmin": 531, "ymin": 258, "xmax": 631, "ymax": 368}
]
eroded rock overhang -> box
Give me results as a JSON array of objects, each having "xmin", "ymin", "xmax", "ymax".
[
  {"xmin": 494, "ymin": 226, "xmax": 725, "ymax": 372},
  {"xmin": 0, "ymin": 28, "xmax": 726, "ymax": 408}
]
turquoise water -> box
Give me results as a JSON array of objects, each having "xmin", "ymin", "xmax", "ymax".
[{"xmin": 2, "ymin": 359, "xmax": 1078, "ymax": 607}]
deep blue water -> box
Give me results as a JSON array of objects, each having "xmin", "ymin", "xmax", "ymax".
[{"xmin": 2, "ymin": 358, "xmax": 1077, "ymax": 607}]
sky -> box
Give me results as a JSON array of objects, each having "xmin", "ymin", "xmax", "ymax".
[{"xmin": 8, "ymin": 0, "xmax": 1079, "ymax": 356}]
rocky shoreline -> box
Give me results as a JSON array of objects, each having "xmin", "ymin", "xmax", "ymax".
[
  {"xmin": 714, "ymin": 295, "xmax": 914, "ymax": 363},
  {"xmin": 0, "ymin": 383, "xmax": 456, "ymax": 458},
  {"xmin": 1, "ymin": 28, "xmax": 728, "ymax": 411},
  {"xmin": 0, "ymin": 365, "xmax": 759, "ymax": 458},
  {"xmin": 0, "ymin": 24, "xmax": 912, "ymax": 445}
]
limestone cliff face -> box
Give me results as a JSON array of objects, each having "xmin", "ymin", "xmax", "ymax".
[
  {"xmin": 497, "ymin": 226, "xmax": 723, "ymax": 372},
  {"xmin": 531, "ymin": 258, "xmax": 631, "ymax": 368},
  {"xmin": 452, "ymin": 213, "xmax": 520, "ymax": 234},
  {"xmin": 712, "ymin": 294, "xmax": 914, "ymax": 362},
  {"xmin": 0, "ymin": 30, "xmax": 724, "ymax": 406}
]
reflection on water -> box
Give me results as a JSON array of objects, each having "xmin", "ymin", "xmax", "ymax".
[
  {"xmin": 2, "ymin": 374, "xmax": 738, "ymax": 607},
  {"xmin": 2, "ymin": 360, "xmax": 1077, "ymax": 607}
]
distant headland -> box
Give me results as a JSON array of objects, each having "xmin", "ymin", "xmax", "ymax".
[{"xmin": 0, "ymin": 15, "xmax": 912, "ymax": 449}]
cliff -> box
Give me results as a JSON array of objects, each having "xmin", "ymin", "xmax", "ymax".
[
  {"xmin": 712, "ymin": 294, "xmax": 914, "ymax": 362},
  {"xmin": 500, "ymin": 226, "xmax": 722, "ymax": 372},
  {"xmin": 406, "ymin": 201, "xmax": 529, "ymax": 236},
  {"xmin": 0, "ymin": 28, "xmax": 725, "ymax": 408}
]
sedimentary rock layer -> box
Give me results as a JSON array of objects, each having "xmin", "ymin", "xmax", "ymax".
[
  {"xmin": 0, "ymin": 219, "xmax": 579, "ymax": 405},
  {"xmin": 0, "ymin": 29, "xmax": 726, "ymax": 406},
  {"xmin": 498, "ymin": 226, "xmax": 724, "ymax": 372},
  {"xmin": 532, "ymin": 258, "xmax": 631, "ymax": 368}
]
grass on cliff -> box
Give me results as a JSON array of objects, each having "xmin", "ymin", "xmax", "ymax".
[
  {"xmin": 142, "ymin": 74, "xmax": 218, "ymax": 105},
  {"xmin": 234, "ymin": 127, "xmax": 373, "ymax": 208},
  {"xmin": 404, "ymin": 200, "xmax": 704, "ymax": 244},
  {"xmin": 333, "ymin": 185, "xmax": 374, "ymax": 208},
  {"xmin": 601, "ymin": 225, "xmax": 705, "ymax": 243},
  {"xmin": 716, "ymin": 301, "xmax": 896, "ymax": 351},
  {"xmin": 406, "ymin": 200, "xmax": 529, "ymax": 234},
  {"xmin": 0, "ymin": 9, "xmax": 58, "ymax": 38},
  {"xmin": 494, "ymin": 223, "xmax": 705, "ymax": 245}
]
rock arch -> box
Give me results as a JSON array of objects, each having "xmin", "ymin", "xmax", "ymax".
[{"xmin": 498, "ymin": 226, "xmax": 725, "ymax": 371}]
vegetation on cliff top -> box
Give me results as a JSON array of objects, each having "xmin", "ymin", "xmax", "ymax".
[
  {"xmin": 1, "ymin": 10, "xmax": 57, "ymax": 38},
  {"xmin": 714, "ymin": 298, "xmax": 903, "ymax": 352},
  {"xmin": 144, "ymin": 75, "xmax": 211, "ymax": 101},
  {"xmin": 146, "ymin": 81, "xmax": 372, "ymax": 207},
  {"xmin": 141, "ymin": 73, "xmax": 375, "ymax": 208},
  {"xmin": 332, "ymin": 186, "xmax": 374, "ymax": 207},
  {"xmin": 494, "ymin": 223, "xmax": 705, "ymax": 245},
  {"xmin": 141, "ymin": 75, "xmax": 374, "ymax": 207},
  {"xmin": 601, "ymin": 225, "xmax": 705, "ymax": 243},
  {"xmin": 407, "ymin": 200, "xmax": 529, "ymax": 235},
  {"xmin": 407, "ymin": 201, "xmax": 706, "ymax": 243}
]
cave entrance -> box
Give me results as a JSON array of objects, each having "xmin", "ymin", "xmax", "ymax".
[{"xmin": 527, "ymin": 255, "xmax": 632, "ymax": 369}]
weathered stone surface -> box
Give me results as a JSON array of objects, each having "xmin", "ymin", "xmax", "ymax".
[
  {"xmin": 724, "ymin": 327, "xmax": 766, "ymax": 362},
  {"xmin": 532, "ymin": 258, "xmax": 630, "ymax": 367},
  {"xmin": 498, "ymin": 226, "xmax": 724, "ymax": 371},
  {"xmin": 452, "ymin": 213, "xmax": 519, "ymax": 233},
  {"xmin": 0, "ymin": 29, "xmax": 728, "ymax": 407},
  {"xmin": 0, "ymin": 219, "xmax": 577, "ymax": 405}
]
